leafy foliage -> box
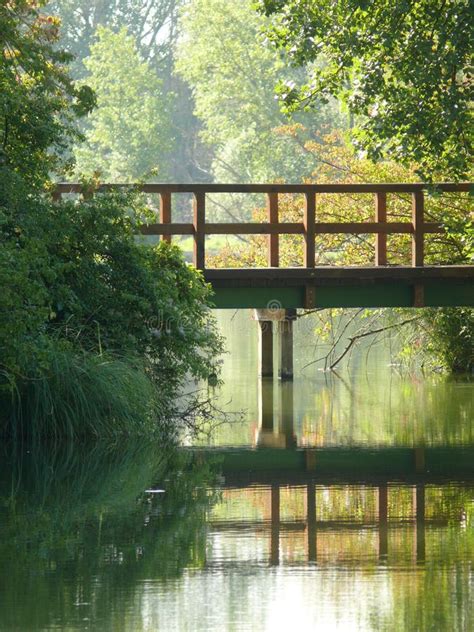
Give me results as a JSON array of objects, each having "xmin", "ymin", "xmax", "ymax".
[
  {"xmin": 176, "ymin": 0, "xmax": 343, "ymax": 185},
  {"xmin": 0, "ymin": 181, "xmax": 223, "ymax": 436},
  {"xmin": 419, "ymin": 308, "xmax": 474, "ymax": 372},
  {"xmin": 50, "ymin": 0, "xmax": 210, "ymax": 182},
  {"xmin": 74, "ymin": 27, "xmax": 174, "ymax": 181},
  {"xmin": 47, "ymin": 0, "xmax": 183, "ymax": 74},
  {"xmin": 258, "ymin": 0, "xmax": 473, "ymax": 180},
  {"xmin": 0, "ymin": 0, "xmax": 95, "ymax": 187}
]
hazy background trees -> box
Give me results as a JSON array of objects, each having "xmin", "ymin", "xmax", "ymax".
[{"xmin": 49, "ymin": 0, "xmax": 345, "ymax": 186}]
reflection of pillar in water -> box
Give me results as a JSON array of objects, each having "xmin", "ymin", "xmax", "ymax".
[
  {"xmin": 307, "ymin": 482, "xmax": 317, "ymax": 562},
  {"xmin": 279, "ymin": 381, "xmax": 296, "ymax": 448},
  {"xmin": 414, "ymin": 483, "xmax": 426, "ymax": 562},
  {"xmin": 270, "ymin": 484, "xmax": 280, "ymax": 566},
  {"xmin": 378, "ymin": 484, "xmax": 388, "ymax": 560},
  {"xmin": 258, "ymin": 378, "xmax": 274, "ymax": 432},
  {"xmin": 278, "ymin": 310, "xmax": 296, "ymax": 380},
  {"xmin": 258, "ymin": 320, "xmax": 273, "ymax": 377}
]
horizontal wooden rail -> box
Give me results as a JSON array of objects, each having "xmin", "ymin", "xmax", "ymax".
[
  {"xmin": 141, "ymin": 221, "xmax": 442, "ymax": 236},
  {"xmin": 54, "ymin": 182, "xmax": 471, "ymax": 194},
  {"xmin": 53, "ymin": 182, "xmax": 472, "ymax": 270}
]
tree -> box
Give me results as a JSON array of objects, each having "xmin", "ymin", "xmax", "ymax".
[
  {"xmin": 74, "ymin": 27, "xmax": 173, "ymax": 181},
  {"xmin": 50, "ymin": 0, "xmax": 208, "ymax": 182},
  {"xmin": 258, "ymin": 0, "xmax": 473, "ymax": 180},
  {"xmin": 0, "ymin": 0, "xmax": 95, "ymax": 188},
  {"xmin": 47, "ymin": 0, "xmax": 184, "ymax": 75},
  {"xmin": 176, "ymin": 0, "xmax": 343, "ymax": 185}
]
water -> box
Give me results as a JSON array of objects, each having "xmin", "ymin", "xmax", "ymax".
[{"xmin": 1, "ymin": 310, "xmax": 473, "ymax": 631}]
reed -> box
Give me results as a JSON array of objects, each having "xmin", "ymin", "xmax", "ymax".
[{"xmin": 1, "ymin": 350, "xmax": 166, "ymax": 440}]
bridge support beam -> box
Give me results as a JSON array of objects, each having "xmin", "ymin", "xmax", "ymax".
[
  {"xmin": 257, "ymin": 319, "xmax": 273, "ymax": 377},
  {"xmin": 254, "ymin": 308, "xmax": 296, "ymax": 380},
  {"xmin": 278, "ymin": 309, "xmax": 296, "ymax": 380}
]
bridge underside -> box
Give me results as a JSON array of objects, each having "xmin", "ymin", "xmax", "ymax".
[
  {"xmin": 204, "ymin": 266, "xmax": 474, "ymax": 309},
  {"xmin": 187, "ymin": 446, "xmax": 474, "ymax": 486}
]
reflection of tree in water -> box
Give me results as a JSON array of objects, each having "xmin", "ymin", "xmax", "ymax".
[{"xmin": 0, "ymin": 441, "xmax": 219, "ymax": 631}]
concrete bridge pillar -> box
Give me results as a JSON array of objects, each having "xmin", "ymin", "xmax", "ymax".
[
  {"xmin": 254, "ymin": 308, "xmax": 296, "ymax": 380},
  {"xmin": 257, "ymin": 320, "xmax": 273, "ymax": 377},
  {"xmin": 278, "ymin": 309, "xmax": 296, "ymax": 380}
]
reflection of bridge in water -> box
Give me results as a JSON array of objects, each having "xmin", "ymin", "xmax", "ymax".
[
  {"xmin": 207, "ymin": 482, "xmax": 431, "ymax": 566},
  {"xmin": 190, "ymin": 377, "xmax": 473, "ymax": 567}
]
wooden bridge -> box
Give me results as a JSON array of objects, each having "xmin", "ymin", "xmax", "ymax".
[
  {"xmin": 55, "ymin": 182, "xmax": 473, "ymax": 310},
  {"xmin": 187, "ymin": 445, "xmax": 473, "ymax": 565}
]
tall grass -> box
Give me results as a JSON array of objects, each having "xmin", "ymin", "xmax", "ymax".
[{"xmin": 1, "ymin": 351, "xmax": 167, "ymax": 440}]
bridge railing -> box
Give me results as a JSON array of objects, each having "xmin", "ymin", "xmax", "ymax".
[{"xmin": 53, "ymin": 183, "xmax": 471, "ymax": 270}]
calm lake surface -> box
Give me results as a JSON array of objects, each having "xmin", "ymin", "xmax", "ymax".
[{"xmin": 1, "ymin": 310, "xmax": 473, "ymax": 631}]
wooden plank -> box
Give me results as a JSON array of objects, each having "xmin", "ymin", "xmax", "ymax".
[
  {"xmin": 159, "ymin": 192, "xmax": 172, "ymax": 243},
  {"xmin": 375, "ymin": 192, "xmax": 387, "ymax": 266},
  {"xmin": 304, "ymin": 285, "xmax": 316, "ymax": 308},
  {"xmin": 141, "ymin": 221, "xmax": 443, "ymax": 237},
  {"xmin": 204, "ymin": 266, "xmax": 474, "ymax": 282},
  {"xmin": 424, "ymin": 222, "xmax": 443, "ymax": 233},
  {"xmin": 413, "ymin": 284, "xmax": 425, "ymax": 307},
  {"xmin": 304, "ymin": 192, "xmax": 316, "ymax": 267},
  {"xmin": 412, "ymin": 191, "xmax": 424, "ymax": 266},
  {"xmin": 193, "ymin": 192, "xmax": 205, "ymax": 269},
  {"xmin": 205, "ymin": 222, "xmax": 303, "ymax": 235},
  {"xmin": 140, "ymin": 223, "xmax": 194, "ymax": 235},
  {"xmin": 54, "ymin": 182, "xmax": 472, "ymax": 195},
  {"xmin": 267, "ymin": 192, "xmax": 279, "ymax": 267},
  {"xmin": 315, "ymin": 222, "xmax": 414, "ymax": 234}
]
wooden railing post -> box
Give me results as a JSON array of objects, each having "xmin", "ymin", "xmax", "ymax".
[
  {"xmin": 267, "ymin": 192, "xmax": 279, "ymax": 267},
  {"xmin": 412, "ymin": 191, "xmax": 424, "ymax": 266},
  {"xmin": 375, "ymin": 192, "xmax": 387, "ymax": 266},
  {"xmin": 160, "ymin": 192, "xmax": 172, "ymax": 244},
  {"xmin": 193, "ymin": 191, "xmax": 205, "ymax": 269},
  {"xmin": 304, "ymin": 192, "xmax": 316, "ymax": 267}
]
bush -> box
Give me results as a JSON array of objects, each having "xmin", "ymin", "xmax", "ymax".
[
  {"xmin": 421, "ymin": 308, "xmax": 474, "ymax": 373},
  {"xmin": 0, "ymin": 178, "xmax": 223, "ymax": 437}
]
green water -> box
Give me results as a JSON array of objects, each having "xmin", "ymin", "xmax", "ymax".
[{"xmin": 1, "ymin": 310, "xmax": 473, "ymax": 631}]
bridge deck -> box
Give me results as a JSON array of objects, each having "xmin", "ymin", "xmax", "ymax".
[{"xmin": 205, "ymin": 266, "xmax": 474, "ymax": 308}]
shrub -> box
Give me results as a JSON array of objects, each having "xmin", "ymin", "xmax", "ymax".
[{"xmin": 0, "ymin": 179, "xmax": 223, "ymax": 437}]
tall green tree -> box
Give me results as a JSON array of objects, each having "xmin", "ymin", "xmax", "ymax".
[
  {"xmin": 0, "ymin": 0, "xmax": 94, "ymax": 189},
  {"xmin": 48, "ymin": 0, "xmax": 183, "ymax": 75},
  {"xmin": 176, "ymin": 0, "xmax": 343, "ymax": 185},
  {"xmin": 49, "ymin": 0, "xmax": 209, "ymax": 182},
  {"xmin": 74, "ymin": 27, "xmax": 173, "ymax": 181},
  {"xmin": 258, "ymin": 0, "xmax": 473, "ymax": 180}
]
